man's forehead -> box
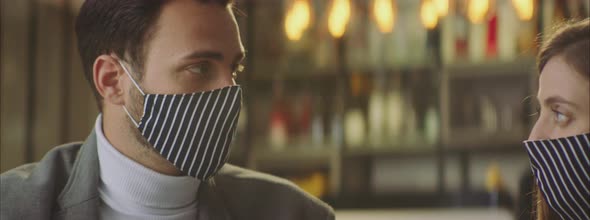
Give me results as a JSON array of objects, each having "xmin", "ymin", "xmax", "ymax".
[
  {"xmin": 150, "ymin": 0, "xmax": 242, "ymax": 52},
  {"xmin": 158, "ymin": 0, "xmax": 233, "ymax": 23},
  {"xmin": 136, "ymin": 2, "xmax": 243, "ymax": 92}
]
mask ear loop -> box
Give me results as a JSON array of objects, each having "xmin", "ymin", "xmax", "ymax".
[
  {"xmin": 118, "ymin": 60, "xmax": 146, "ymax": 96},
  {"xmin": 123, "ymin": 107, "xmax": 140, "ymax": 127},
  {"xmin": 118, "ymin": 60, "xmax": 145, "ymax": 127}
]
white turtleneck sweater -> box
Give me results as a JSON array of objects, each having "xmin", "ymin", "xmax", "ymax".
[{"xmin": 95, "ymin": 115, "xmax": 201, "ymax": 220}]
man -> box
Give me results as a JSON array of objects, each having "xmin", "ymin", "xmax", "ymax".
[{"xmin": 0, "ymin": 0, "xmax": 335, "ymax": 219}]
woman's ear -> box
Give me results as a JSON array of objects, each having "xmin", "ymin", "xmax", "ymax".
[{"xmin": 93, "ymin": 55, "xmax": 126, "ymax": 106}]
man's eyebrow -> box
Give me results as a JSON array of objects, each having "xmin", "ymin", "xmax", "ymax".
[
  {"xmin": 542, "ymin": 95, "xmax": 579, "ymax": 109},
  {"xmin": 182, "ymin": 51, "xmax": 224, "ymax": 61}
]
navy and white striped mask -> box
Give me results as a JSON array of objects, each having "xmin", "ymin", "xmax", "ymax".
[
  {"xmin": 119, "ymin": 61, "xmax": 242, "ymax": 180},
  {"xmin": 524, "ymin": 133, "xmax": 590, "ymax": 220}
]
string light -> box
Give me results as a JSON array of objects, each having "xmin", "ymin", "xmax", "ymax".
[
  {"xmin": 373, "ymin": 0, "xmax": 395, "ymax": 33},
  {"xmin": 421, "ymin": 0, "xmax": 438, "ymax": 29},
  {"xmin": 512, "ymin": 0, "xmax": 534, "ymax": 20},
  {"xmin": 285, "ymin": 0, "xmax": 311, "ymax": 41},
  {"xmin": 467, "ymin": 0, "xmax": 489, "ymax": 24},
  {"xmin": 433, "ymin": 0, "xmax": 448, "ymax": 17},
  {"xmin": 328, "ymin": 0, "xmax": 351, "ymax": 38}
]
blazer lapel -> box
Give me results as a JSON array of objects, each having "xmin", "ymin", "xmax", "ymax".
[
  {"xmin": 54, "ymin": 130, "xmax": 101, "ymax": 220},
  {"xmin": 197, "ymin": 179, "xmax": 231, "ymax": 220},
  {"xmin": 52, "ymin": 129, "xmax": 231, "ymax": 220}
]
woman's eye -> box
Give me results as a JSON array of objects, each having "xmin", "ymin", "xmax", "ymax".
[
  {"xmin": 553, "ymin": 110, "xmax": 569, "ymax": 124},
  {"xmin": 187, "ymin": 62, "xmax": 212, "ymax": 75}
]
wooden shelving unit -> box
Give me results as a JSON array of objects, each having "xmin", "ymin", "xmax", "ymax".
[{"xmin": 231, "ymin": 0, "xmax": 547, "ymax": 210}]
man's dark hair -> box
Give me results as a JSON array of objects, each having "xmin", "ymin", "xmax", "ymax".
[{"xmin": 75, "ymin": 0, "xmax": 233, "ymax": 110}]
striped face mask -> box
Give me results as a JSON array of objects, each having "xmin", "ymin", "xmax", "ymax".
[
  {"xmin": 119, "ymin": 61, "xmax": 242, "ymax": 180},
  {"xmin": 524, "ymin": 133, "xmax": 590, "ymax": 220}
]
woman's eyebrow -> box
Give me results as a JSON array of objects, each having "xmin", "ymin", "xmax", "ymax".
[{"xmin": 541, "ymin": 95, "xmax": 580, "ymax": 109}]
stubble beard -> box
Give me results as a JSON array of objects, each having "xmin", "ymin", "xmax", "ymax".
[{"xmin": 126, "ymin": 85, "xmax": 158, "ymax": 155}]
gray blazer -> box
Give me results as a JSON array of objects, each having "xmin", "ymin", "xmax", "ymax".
[{"xmin": 1, "ymin": 130, "xmax": 335, "ymax": 220}]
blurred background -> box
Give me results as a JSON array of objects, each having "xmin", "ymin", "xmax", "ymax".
[{"xmin": 1, "ymin": 0, "xmax": 589, "ymax": 219}]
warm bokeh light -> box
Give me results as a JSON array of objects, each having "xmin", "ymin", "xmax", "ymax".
[
  {"xmin": 433, "ymin": 0, "xmax": 448, "ymax": 17},
  {"xmin": 485, "ymin": 162, "xmax": 504, "ymax": 192},
  {"xmin": 285, "ymin": 0, "xmax": 311, "ymax": 41},
  {"xmin": 421, "ymin": 0, "xmax": 438, "ymax": 29},
  {"xmin": 512, "ymin": 0, "xmax": 534, "ymax": 20},
  {"xmin": 467, "ymin": 0, "xmax": 489, "ymax": 24},
  {"xmin": 328, "ymin": 0, "xmax": 351, "ymax": 38},
  {"xmin": 373, "ymin": 0, "xmax": 395, "ymax": 33}
]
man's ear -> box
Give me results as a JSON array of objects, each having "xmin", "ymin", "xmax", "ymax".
[{"xmin": 93, "ymin": 55, "xmax": 126, "ymax": 106}]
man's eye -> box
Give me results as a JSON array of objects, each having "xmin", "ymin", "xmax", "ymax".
[
  {"xmin": 187, "ymin": 62, "xmax": 212, "ymax": 75},
  {"xmin": 232, "ymin": 64, "xmax": 245, "ymax": 78}
]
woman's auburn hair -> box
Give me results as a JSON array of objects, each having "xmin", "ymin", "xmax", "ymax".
[
  {"xmin": 533, "ymin": 18, "xmax": 589, "ymax": 220},
  {"xmin": 537, "ymin": 18, "xmax": 589, "ymax": 78}
]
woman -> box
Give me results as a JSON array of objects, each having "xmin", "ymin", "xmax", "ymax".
[{"xmin": 525, "ymin": 18, "xmax": 589, "ymax": 220}]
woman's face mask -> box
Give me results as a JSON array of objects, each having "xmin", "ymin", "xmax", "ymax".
[
  {"xmin": 524, "ymin": 133, "xmax": 590, "ymax": 220},
  {"xmin": 525, "ymin": 55, "xmax": 590, "ymax": 219}
]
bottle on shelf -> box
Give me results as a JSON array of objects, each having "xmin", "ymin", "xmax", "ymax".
[
  {"xmin": 404, "ymin": 94, "xmax": 419, "ymax": 146},
  {"xmin": 344, "ymin": 108, "xmax": 366, "ymax": 149},
  {"xmin": 424, "ymin": 105, "xmax": 440, "ymax": 146},
  {"xmin": 268, "ymin": 80, "xmax": 291, "ymax": 150},
  {"xmin": 468, "ymin": 17, "xmax": 488, "ymax": 62},
  {"xmin": 344, "ymin": 73, "xmax": 367, "ymax": 149},
  {"xmin": 479, "ymin": 95, "xmax": 498, "ymax": 134},
  {"xmin": 440, "ymin": 11, "xmax": 456, "ymax": 64},
  {"xmin": 453, "ymin": 0, "xmax": 469, "ymax": 61},
  {"xmin": 311, "ymin": 95, "xmax": 325, "ymax": 147},
  {"xmin": 386, "ymin": 74, "xmax": 404, "ymax": 146},
  {"xmin": 486, "ymin": 11, "xmax": 498, "ymax": 58},
  {"xmin": 497, "ymin": 0, "xmax": 518, "ymax": 61},
  {"xmin": 368, "ymin": 77, "xmax": 386, "ymax": 147},
  {"xmin": 345, "ymin": 1, "xmax": 369, "ymax": 72},
  {"xmin": 330, "ymin": 94, "xmax": 344, "ymax": 148},
  {"xmin": 292, "ymin": 90, "xmax": 313, "ymax": 145},
  {"xmin": 485, "ymin": 162, "xmax": 505, "ymax": 208}
]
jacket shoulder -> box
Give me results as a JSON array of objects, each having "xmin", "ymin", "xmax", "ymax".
[
  {"xmin": 1, "ymin": 143, "xmax": 82, "ymax": 218},
  {"xmin": 215, "ymin": 164, "xmax": 335, "ymax": 220}
]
